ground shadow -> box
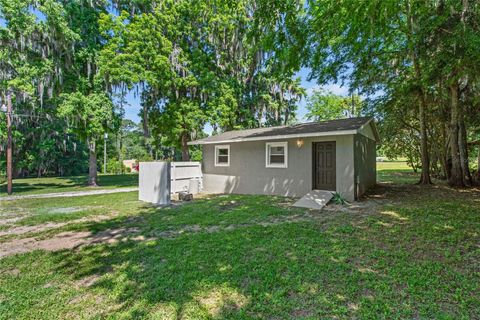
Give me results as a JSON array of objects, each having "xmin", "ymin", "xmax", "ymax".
[{"xmin": 44, "ymin": 187, "xmax": 480, "ymax": 318}]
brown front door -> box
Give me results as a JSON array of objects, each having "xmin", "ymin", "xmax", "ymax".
[{"xmin": 313, "ymin": 142, "xmax": 336, "ymax": 191}]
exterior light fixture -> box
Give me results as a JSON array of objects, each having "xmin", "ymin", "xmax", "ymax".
[{"xmin": 296, "ymin": 139, "xmax": 304, "ymax": 148}]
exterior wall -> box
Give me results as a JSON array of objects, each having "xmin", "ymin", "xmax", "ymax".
[
  {"xmin": 123, "ymin": 159, "xmax": 138, "ymax": 172},
  {"xmin": 358, "ymin": 122, "xmax": 377, "ymax": 141},
  {"xmin": 202, "ymin": 135, "xmax": 356, "ymax": 201},
  {"xmin": 354, "ymin": 134, "xmax": 377, "ymax": 198}
]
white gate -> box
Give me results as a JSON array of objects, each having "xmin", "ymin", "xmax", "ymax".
[{"xmin": 170, "ymin": 161, "xmax": 202, "ymax": 193}]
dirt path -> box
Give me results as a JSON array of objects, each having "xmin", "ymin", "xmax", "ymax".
[{"xmin": 0, "ymin": 187, "xmax": 138, "ymax": 201}]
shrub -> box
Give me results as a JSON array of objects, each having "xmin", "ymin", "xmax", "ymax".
[
  {"xmin": 331, "ymin": 192, "xmax": 349, "ymax": 205},
  {"xmin": 106, "ymin": 159, "xmax": 126, "ymax": 174}
]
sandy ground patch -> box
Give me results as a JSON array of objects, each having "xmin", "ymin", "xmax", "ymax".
[
  {"xmin": 0, "ymin": 214, "xmax": 113, "ymax": 237},
  {"xmin": 0, "ymin": 227, "xmax": 141, "ymax": 258},
  {"xmin": 0, "ymin": 216, "xmax": 24, "ymax": 226}
]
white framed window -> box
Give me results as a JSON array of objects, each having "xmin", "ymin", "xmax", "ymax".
[
  {"xmin": 265, "ymin": 142, "xmax": 288, "ymax": 168},
  {"xmin": 214, "ymin": 145, "xmax": 230, "ymax": 167}
]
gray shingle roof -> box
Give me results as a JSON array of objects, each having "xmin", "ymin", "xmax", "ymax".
[{"xmin": 189, "ymin": 117, "xmax": 376, "ymax": 145}]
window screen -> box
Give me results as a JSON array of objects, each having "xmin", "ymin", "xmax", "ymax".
[
  {"xmin": 215, "ymin": 145, "xmax": 230, "ymax": 166},
  {"xmin": 266, "ymin": 142, "xmax": 288, "ymax": 168}
]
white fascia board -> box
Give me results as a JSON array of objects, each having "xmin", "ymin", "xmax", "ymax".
[{"xmin": 188, "ymin": 129, "xmax": 358, "ymax": 145}]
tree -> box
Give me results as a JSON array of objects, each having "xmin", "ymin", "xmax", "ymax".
[
  {"xmin": 306, "ymin": 89, "xmax": 361, "ymax": 121},
  {"xmin": 0, "ymin": 0, "xmax": 84, "ymax": 179},
  {"xmin": 98, "ymin": 0, "xmax": 306, "ymax": 160},
  {"xmin": 306, "ymin": 0, "xmax": 480, "ymax": 185},
  {"xmin": 306, "ymin": 0, "xmax": 434, "ymax": 183},
  {"xmin": 58, "ymin": 91, "xmax": 118, "ymax": 186}
]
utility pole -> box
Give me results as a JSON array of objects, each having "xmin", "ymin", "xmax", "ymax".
[
  {"xmin": 103, "ymin": 132, "xmax": 108, "ymax": 174},
  {"xmin": 6, "ymin": 90, "xmax": 12, "ymax": 195}
]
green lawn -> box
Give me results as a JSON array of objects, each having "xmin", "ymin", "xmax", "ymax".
[
  {"xmin": 0, "ymin": 163, "xmax": 479, "ymax": 319},
  {"xmin": 0, "ymin": 174, "xmax": 138, "ymax": 195},
  {"xmin": 376, "ymin": 161, "xmax": 420, "ymax": 184}
]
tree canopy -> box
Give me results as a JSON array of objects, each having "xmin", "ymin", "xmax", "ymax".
[{"xmin": 306, "ymin": 89, "xmax": 361, "ymax": 121}]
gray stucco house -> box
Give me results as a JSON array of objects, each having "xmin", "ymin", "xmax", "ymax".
[{"xmin": 189, "ymin": 117, "xmax": 379, "ymax": 202}]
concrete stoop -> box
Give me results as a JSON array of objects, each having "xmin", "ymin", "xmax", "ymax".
[{"xmin": 292, "ymin": 190, "xmax": 334, "ymax": 210}]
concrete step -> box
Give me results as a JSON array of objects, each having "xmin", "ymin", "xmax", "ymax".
[{"xmin": 292, "ymin": 190, "xmax": 334, "ymax": 210}]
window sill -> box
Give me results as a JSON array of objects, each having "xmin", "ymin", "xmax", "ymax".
[
  {"xmin": 266, "ymin": 164, "xmax": 288, "ymax": 169},
  {"xmin": 214, "ymin": 164, "xmax": 230, "ymax": 167}
]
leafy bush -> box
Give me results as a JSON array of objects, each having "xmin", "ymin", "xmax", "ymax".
[{"xmin": 106, "ymin": 159, "xmax": 126, "ymax": 174}]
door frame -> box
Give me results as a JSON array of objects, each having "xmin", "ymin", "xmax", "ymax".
[{"xmin": 312, "ymin": 141, "xmax": 336, "ymax": 190}]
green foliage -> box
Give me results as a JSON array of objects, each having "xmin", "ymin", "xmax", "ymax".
[
  {"xmin": 331, "ymin": 192, "xmax": 348, "ymax": 205},
  {"xmin": 98, "ymin": 0, "xmax": 307, "ymax": 159},
  {"xmin": 307, "ymin": 0, "xmax": 480, "ymax": 183},
  {"xmin": 58, "ymin": 91, "xmax": 117, "ymax": 142},
  {"xmin": 3, "ymin": 0, "xmax": 478, "ymax": 186},
  {"xmin": 306, "ymin": 89, "xmax": 362, "ymax": 121},
  {"xmin": 106, "ymin": 159, "xmax": 125, "ymax": 174},
  {"xmin": 189, "ymin": 146, "xmax": 202, "ymax": 162},
  {"xmin": 2, "ymin": 0, "xmax": 308, "ymax": 174}
]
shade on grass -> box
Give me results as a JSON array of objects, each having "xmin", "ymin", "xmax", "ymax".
[
  {"xmin": 1, "ymin": 192, "xmax": 479, "ymax": 318},
  {"xmin": 0, "ymin": 163, "xmax": 478, "ymax": 318}
]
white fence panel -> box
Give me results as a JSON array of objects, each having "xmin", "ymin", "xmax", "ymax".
[
  {"xmin": 139, "ymin": 162, "xmax": 171, "ymax": 205},
  {"xmin": 171, "ymin": 161, "xmax": 202, "ymax": 194}
]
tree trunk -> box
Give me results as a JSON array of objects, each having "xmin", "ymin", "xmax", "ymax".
[
  {"xmin": 477, "ymin": 144, "xmax": 480, "ymax": 183},
  {"xmin": 181, "ymin": 133, "xmax": 190, "ymax": 161},
  {"xmin": 458, "ymin": 111, "xmax": 472, "ymax": 186},
  {"xmin": 142, "ymin": 106, "xmax": 150, "ymax": 138},
  {"xmin": 87, "ymin": 137, "xmax": 98, "ymax": 186},
  {"xmin": 443, "ymin": 122, "xmax": 451, "ymax": 180},
  {"xmin": 406, "ymin": 1, "xmax": 431, "ymax": 184},
  {"xmin": 117, "ymin": 133, "xmax": 122, "ymax": 173},
  {"xmin": 284, "ymin": 108, "xmax": 289, "ymax": 125},
  {"xmin": 418, "ymin": 96, "xmax": 431, "ymax": 184},
  {"xmin": 448, "ymin": 83, "xmax": 464, "ymax": 187}
]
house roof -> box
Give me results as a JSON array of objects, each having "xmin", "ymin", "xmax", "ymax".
[{"xmin": 189, "ymin": 117, "xmax": 379, "ymax": 145}]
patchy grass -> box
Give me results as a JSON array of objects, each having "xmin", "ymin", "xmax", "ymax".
[
  {"xmin": 0, "ymin": 163, "xmax": 479, "ymax": 319},
  {"xmin": 0, "ymin": 174, "xmax": 138, "ymax": 195}
]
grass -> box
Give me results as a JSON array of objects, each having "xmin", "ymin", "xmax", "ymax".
[
  {"xmin": 376, "ymin": 161, "xmax": 420, "ymax": 184},
  {"xmin": 0, "ymin": 174, "xmax": 138, "ymax": 196},
  {"xmin": 0, "ymin": 163, "xmax": 479, "ymax": 319}
]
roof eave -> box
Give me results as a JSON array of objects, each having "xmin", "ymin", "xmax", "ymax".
[{"xmin": 188, "ymin": 129, "xmax": 359, "ymax": 145}]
